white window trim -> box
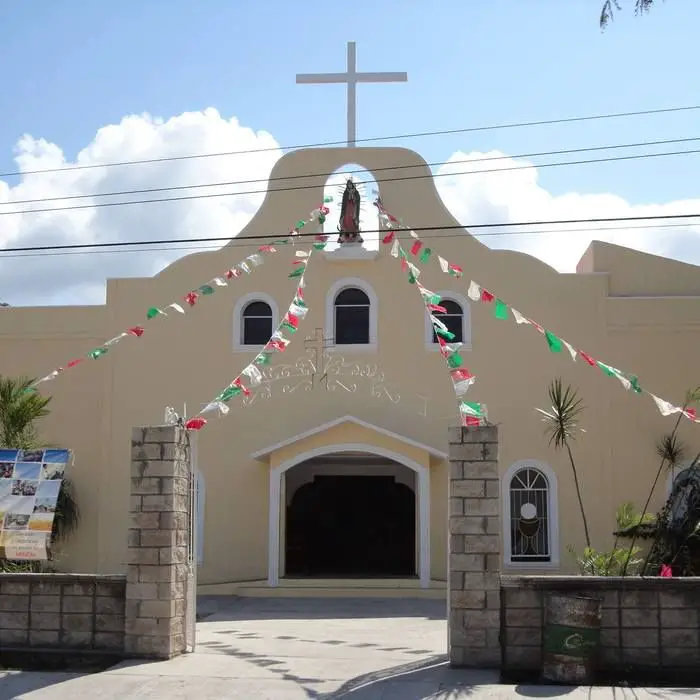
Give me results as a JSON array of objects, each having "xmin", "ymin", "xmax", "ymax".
[
  {"xmin": 325, "ymin": 277, "xmax": 378, "ymax": 352},
  {"xmin": 424, "ymin": 291, "xmax": 471, "ymax": 351},
  {"xmin": 233, "ymin": 292, "xmax": 279, "ymax": 352},
  {"xmin": 502, "ymin": 459, "xmax": 559, "ymax": 569}
]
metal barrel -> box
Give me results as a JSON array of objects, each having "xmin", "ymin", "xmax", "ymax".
[{"xmin": 542, "ymin": 593, "xmax": 602, "ymax": 685}]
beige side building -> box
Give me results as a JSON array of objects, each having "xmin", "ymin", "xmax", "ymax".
[{"xmin": 1, "ymin": 146, "xmax": 699, "ymax": 594}]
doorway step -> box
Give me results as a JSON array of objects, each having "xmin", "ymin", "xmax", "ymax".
[{"xmin": 198, "ymin": 578, "xmax": 446, "ymax": 599}]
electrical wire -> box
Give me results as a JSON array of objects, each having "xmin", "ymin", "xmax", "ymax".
[
  {"xmin": 2, "ymin": 102, "xmax": 699, "ymax": 179},
  {"xmin": 2, "ymin": 213, "xmax": 699, "ymax": 256},
  {"xmin": 2, "ymin": 144, "xmax": 700, "ymax": 218},
  {"xmin": 4, "ymin": 135, "xmax": 700, "ymax": 208}
]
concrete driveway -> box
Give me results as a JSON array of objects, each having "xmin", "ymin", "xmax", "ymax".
[{"xmin": 0, "ymin": 596, "xmax": 698, "ymax": 698}]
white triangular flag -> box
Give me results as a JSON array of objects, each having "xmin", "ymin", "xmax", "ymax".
[
  {"xmin": 650, "ymin": 394, "xmax": 682, "ymax": 417},
  {"xmin": 239, "ymin": 262, "xmax": 251, "ymax": 274},
  {"xmin": 247, "ymin": 253, "xmax": 263, "ymax": 267},
  {"xmin": 390, "ymin": 239, "xmax": 400, "ymax": 258},
  {"xmin": 295, "ymin": 250, "xmax": 310, "ymax": 258},
  {"xmin": 201, "ymin": 401, "xmax": 229, "ymax": 415},
  {"xmin": 167, "ymin": 303, "xmax": 185, "ymax": 314},
  {"xmin": 289, "ymin": 302, "xmax": 308, "ymax": 319},
  {"xmin": 211, "ymin": 277, "xmax": 227, "ymax": 287},
  {"xmin": 510, "ymin": 308, "xmax": 530, "ymax": 325},
  {"xmin": 104, "ymin": 333, "xmax": 127, "ymax": 346},
  {"xmin": 563, "ymin": 341, "xmax": 578, "ymax": 362},
  {"xmin": 241, "ymin": 364, "xmax": 263, "ymax": 387},
  {"xmin": 438, "ymin": 256, "xmax": 449, "ymax": 274},
  {"xmin": 467, "ymin": 281, "xmax": 481, "ymax": 301}
]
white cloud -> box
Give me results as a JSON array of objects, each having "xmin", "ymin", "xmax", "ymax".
[
  {"xmin": 1, "ymin": 113, "xmax": 698, "ymax": 306},
  {"xmin": 435, "ymin": 151, "xmax": 700, "ymax": 271},
  {"xmin": 0, "ymin": 109, "xmax": 281, "ymax": 306}
]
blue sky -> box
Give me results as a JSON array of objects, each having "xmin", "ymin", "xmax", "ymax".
[
  {"xmin": 0, "ymin": 0, "xmax": 698, "ymax": 202},
  {"xmin": 1, "ymin": 0, "xmax": 699, "ymax": 305}
]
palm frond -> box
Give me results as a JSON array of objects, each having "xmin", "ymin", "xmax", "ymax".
[
  {"xmin": 656, "ymin": 433, "xmax": 686, "ymax": 467},
  {"xmin": 541, "ymin": 378, "xmax": 584, "ymax": 450}
]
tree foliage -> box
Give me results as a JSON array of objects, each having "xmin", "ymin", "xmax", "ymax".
[{"xmin": 600, "ymin": 0, "xmax": 660, "ymax": 28}]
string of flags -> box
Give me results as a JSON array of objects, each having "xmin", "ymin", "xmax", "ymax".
[
  {"xmin": 183, "ymin": 206, "xmax": 330, "ymax": 430},
  {"xmin": 386, "ymin": 231, "xmax": 487, "ymax": 427},
  {"xmin": 373, "ymin": 198, "xmax": 699, "ymax": 426},
  {"xmin": 27, "ymin": 200, "xmax": 333, "ymax": 393}
]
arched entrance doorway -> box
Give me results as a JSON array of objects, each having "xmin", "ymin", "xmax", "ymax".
[
  {"xmin": 285, "ymin": 454, "xmax": 416, "ymax": 577},
  {"xmin": 267, "ymin": 444, "xmax": 431, "ymax": 586}
]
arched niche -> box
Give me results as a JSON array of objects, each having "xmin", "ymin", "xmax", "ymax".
[{"xmin": 322, "ymin": 164, "xmax": 380, "ymax": 250}]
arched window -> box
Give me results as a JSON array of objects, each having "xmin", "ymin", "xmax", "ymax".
[
  {"xmin": 425, "ymin": 292, "xmax": 471, "ymax": 349},
  {"xmin": 242, "ymin": 301, "xmax": 273, "ymax": 346},
  {"xmin": 334, "ymin": 287, "xmax": 370, "ymax": 345},
  {"xmin": 431, "ymin": 299, "xmax": 464, "ymax": 343},
  {"xmin": 504, "ymin": 462, "xmax": 558, "ymax": 567}
]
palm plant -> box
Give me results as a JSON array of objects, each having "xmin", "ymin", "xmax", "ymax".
[
  {"xmin": 0, "ymin": 375, "xmax": 79, "ymax": 569},
  {"xmin": 537, "ymin": 378, "xmax": 591, "ymax": 549}
]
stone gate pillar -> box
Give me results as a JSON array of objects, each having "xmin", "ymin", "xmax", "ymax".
[
  {"xmin": 125, "ymin": 425, "xmax": 190, "ymax": 659},
  {"xmin": 447, "ymin": 424, "xmax": 501, "ymax": 668}
]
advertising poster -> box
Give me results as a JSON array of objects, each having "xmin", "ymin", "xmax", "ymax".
[{"xmin": 0, "ymin": 448, "xmax": 71, "ymax": 560}]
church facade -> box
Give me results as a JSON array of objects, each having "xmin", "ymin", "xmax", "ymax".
[{"xmin": 1, "ymin": 146, "xmax": 699, "ymax": 592}]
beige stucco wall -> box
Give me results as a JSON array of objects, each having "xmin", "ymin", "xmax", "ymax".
[{"xmin": 1, "ymin": 146, "xmax": 698, "ymax": 581}]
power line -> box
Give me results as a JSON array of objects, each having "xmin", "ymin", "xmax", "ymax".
[
  {"xmin": 2, "ymin": 103, "xmax": 700, "ymax": 180},
  {"xmin": 2, "ymin": 212, "xmax": 699, "ymax": 255},
  {"xmin": 1, "ymin": 221, "xmax": 697, "ymax": 260},
  {"xmin": 2, "ymin": 144, "xmax": 700, "ymax": 218},
  {"xmin": 4, "ymin": 135, "xmax": 700, "ymax": 208}
]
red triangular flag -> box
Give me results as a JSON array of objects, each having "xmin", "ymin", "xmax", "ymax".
[
  {"xmin": 128, "ymin": 326, "xmax": 145, "ymax": 337},
  {"xmin": 480, "ymin": 289, "xmax": 495, "ymax": 303},
  {"xmin": 579, "ymin": 351, "xmax": 596, "ymax": 366},
  {"xmin": 185, "ymin": 417, "xmax": 207, "ymax": 430},
  {"xmin": 382, "ymin": 231, "xmax": 395, "ymax": 244},
  {"xmin": 410, "ymin": 240, "xmax": 423, "ymax": 256}
]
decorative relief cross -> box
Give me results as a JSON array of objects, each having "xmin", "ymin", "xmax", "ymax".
[
  {"xmin": 296, "ymin": 41, "xmax": 408, "ymax": 147},
  {"xmin": 303, "ymin": 328, "xmax": 335, "ymax": 389}
]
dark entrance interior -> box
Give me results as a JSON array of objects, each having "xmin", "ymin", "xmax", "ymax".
[{"xmin": 285, "ymin": 474, "xmax": 416, "ymax": 577}]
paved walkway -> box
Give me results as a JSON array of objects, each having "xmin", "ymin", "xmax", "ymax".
[{"xmin": 1, "ymin": 597, "xmax": 698, "ymax": 698}]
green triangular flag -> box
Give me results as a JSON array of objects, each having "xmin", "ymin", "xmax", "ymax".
[
  {"xmin": 494, "ymin": 299, "xmax": 509, "ymax": 320},
  {"xmin": 436, "ymin": 327, "xmax": 456, "ymax": 341},
  {"xmin": 629, "ymin": 375, "xmax": 642, "ymax": 394},
  {"xmin": 460, "ymin": 401, "xmax": 483, "ymax": 417},
  {"xmin": 88, "ymin": 347, "xmax": 108, "ymax": 360},
  {"xmin": 254, "ymin": 353, "xmax": 272, "ymax": 366},
  {"xmin": 218, "ymin": 386, "xmax": 241, "ymax": 402},
  {"xmin": 288, "ymin": 266, "xmax": 305, "ymax": 278},
  {"xmin": 419, "ymin": 247, "xmax": 432, "ymax": 263},
  {"xmin": 447, "ymin": 353, "xmax": 463, "ymax": 369},
  {"xmin": 597, "ymin": 361, "xmax": 616, "ymax": 377},
  {"xmin": 323, "ymin": 196, "xmax": 333, "ymax": 203},
  {"xmin": 295, "ymin": 220, "xmax": 305, "ymax": 229},
  {"xmin": 281, "ymin": 321, "xmax": 297, "ymax": 334},
  {"xmin": 427, "ymin": 293, "xmax": 441, "ymax": 306},
  {"xmin": 146, "ymin": 307, "xmax": 161, "ymax": 320},
  {"xmin": 313, "ymin": 242, "xmax": 327, "ymax": 250},
  {"xmin": 198, "ymin": 285, "xmax": 215, "ymax": 295},
  {"xmin": 318, "ymin": 214, "xmax": 326, "ymax": 225},
  {"xmin": 545, "ymin": 330, "xmax": 563, "ymax": 353},
  {"xmin": 408, "ymin": 271, "xmax": 418, "ymax": 284}
]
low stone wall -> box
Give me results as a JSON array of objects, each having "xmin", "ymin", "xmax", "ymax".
[
  {"xmin": 0, "ymin": 573, "xmax": 126, "ymax": 652},
  {"xmin": 501, "ymin": 575, "xmax": 700, "ymax": 683}
]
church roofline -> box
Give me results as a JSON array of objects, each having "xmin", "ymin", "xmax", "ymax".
[{"xmin": 249, "ymin": 415, "xmax": 448, "ymax": 462}]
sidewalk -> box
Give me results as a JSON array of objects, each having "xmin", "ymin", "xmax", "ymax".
[{"xmin": 1, "ymin": 596, "xmax": 697, "ymax": 698}]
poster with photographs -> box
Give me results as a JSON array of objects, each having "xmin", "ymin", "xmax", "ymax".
[{"xmin": 0, "ymin": 448, "xmax": 71, "ymax": 560}]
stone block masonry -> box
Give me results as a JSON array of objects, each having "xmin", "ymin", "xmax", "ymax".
[
  {"xmin": 125, "ymin": 424, "xmax": 191, "ymax": 660},
  {"xmin": 447, "ymin": 424, "xmax": 501, "ymax": 668},
  {"xmin": 0, "ymin": 573, "xmax": 125, "ymax": 650},
  {"xmin": 501, "ymin": 576, "xmax": 700, "ymax": 684}
]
